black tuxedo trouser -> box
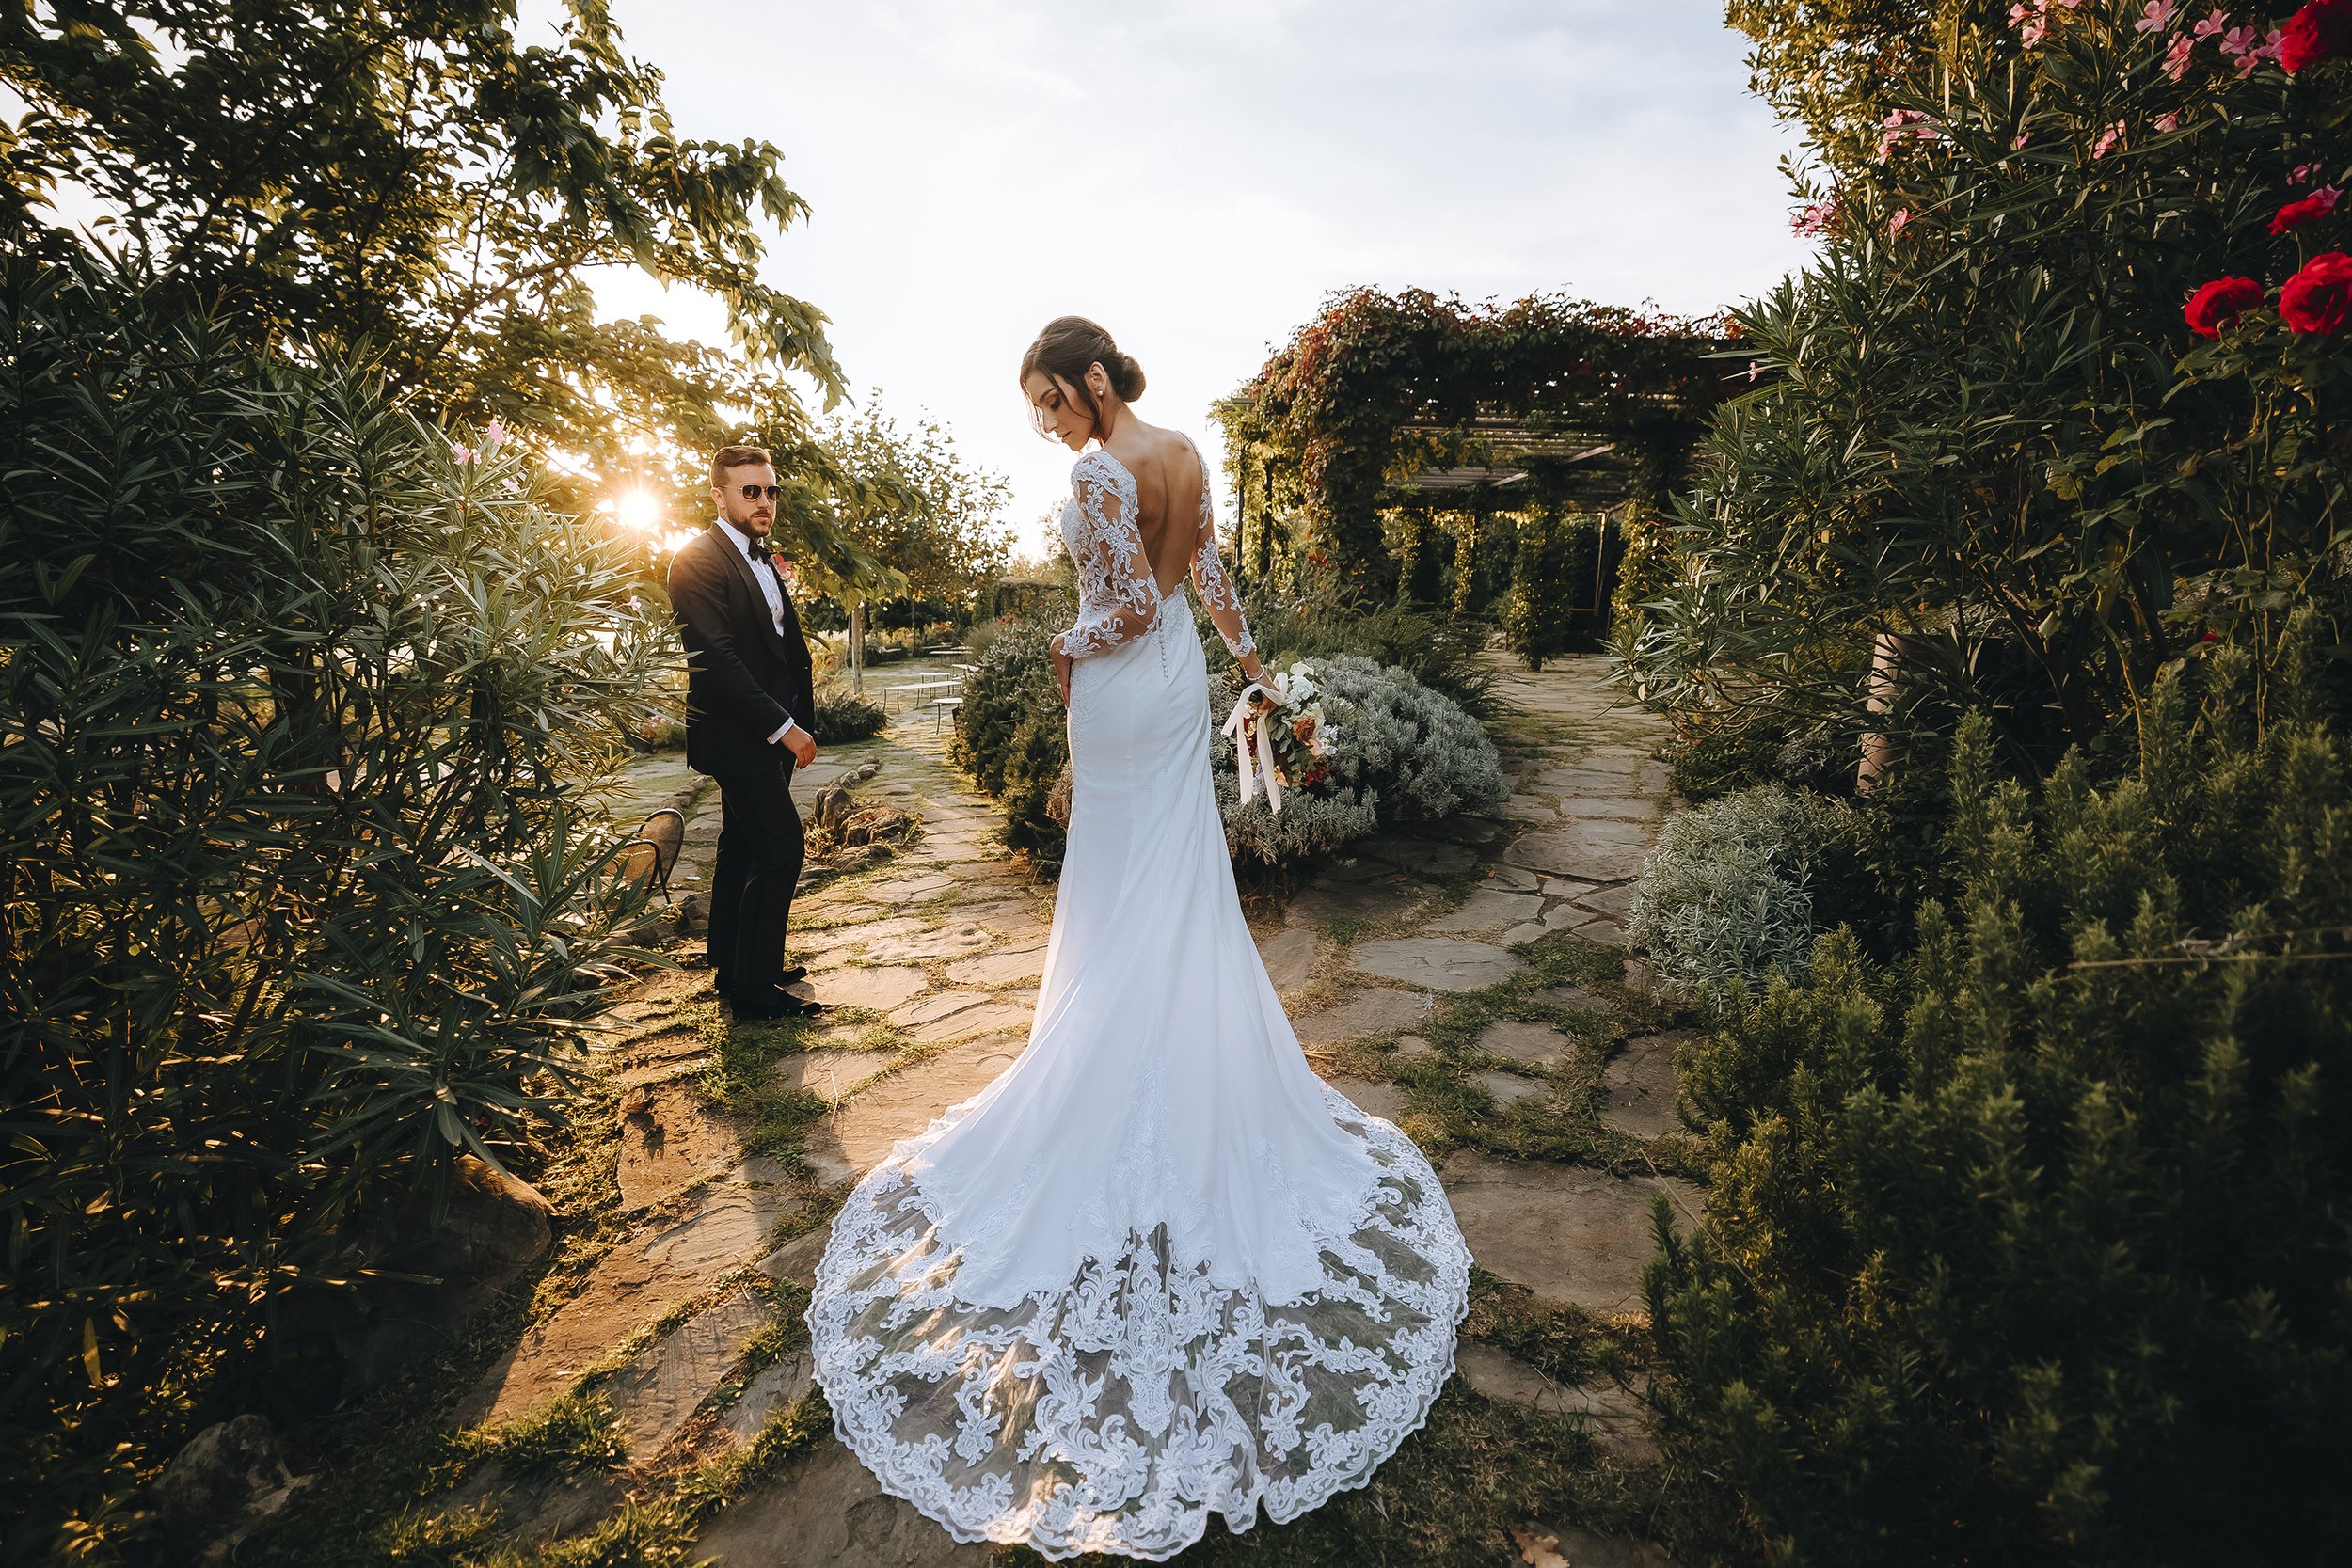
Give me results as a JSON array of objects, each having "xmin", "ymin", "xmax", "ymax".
[{"xmin": 707, "ymin": 756, "xmax": 804, "ymax": 991}]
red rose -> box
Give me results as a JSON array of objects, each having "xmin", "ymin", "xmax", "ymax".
[
  {"xmin": 2183, "ymin": 276, "xmax": 2265, "ymax": 337},
  {"xmin": 2270, "ymin": 187, "xmax": 2341, "ymax": 234},
  {"xmin": 2280, "ymin": 0, "xmax": 2352, "ymax": 71},
  {"xmin": 2280, "ymin": 251, "xmax": 2352, "ymax": 333}
]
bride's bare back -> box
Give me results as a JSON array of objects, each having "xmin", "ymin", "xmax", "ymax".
[{"xmin": 1096, "ymin": 421, "xmax": 1208, "ymax": 595}]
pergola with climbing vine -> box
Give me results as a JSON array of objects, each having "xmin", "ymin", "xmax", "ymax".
[{"xmin": 1213, "ymin": 288, "xmax": 1742, "ymax": 614}]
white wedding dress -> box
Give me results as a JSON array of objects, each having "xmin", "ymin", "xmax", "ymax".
[{"xmin": 805, "ymin": 436, "xmax": 1470, "ymax": 1560}]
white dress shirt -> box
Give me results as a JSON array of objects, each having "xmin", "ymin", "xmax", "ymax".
[{"xmin": 714, "ymin": 519, "xmax": 803, "ymax": 746}]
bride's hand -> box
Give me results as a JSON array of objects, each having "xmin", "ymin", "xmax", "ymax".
[{"xmin": 1051, "ymin": 639, "xmax": 1073, "ymax": 705}]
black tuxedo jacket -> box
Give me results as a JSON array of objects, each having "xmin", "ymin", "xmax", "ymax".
[{"xmin": 667, "ymin": 523, "xmax": 817, "ymax": 777}]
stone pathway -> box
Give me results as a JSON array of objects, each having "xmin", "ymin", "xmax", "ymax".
[{"xmin": 427, "ymin": 650, "xmax": 1694, "ymax": 1566}]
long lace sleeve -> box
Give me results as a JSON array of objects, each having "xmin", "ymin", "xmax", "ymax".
[
  {"xmin": 1057, "ymin": 453, "xmax": 1162, "ymax": 659},
  {"xmin": 1184, "ymin": 439, "xmax": 1257, "ymax": 662}
]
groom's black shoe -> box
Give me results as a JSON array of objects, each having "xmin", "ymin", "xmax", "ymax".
[
  {"xmin": 714, "ymin": 964, "xmax": 805, "ymax": 996},
  {"xmin": 731, "ymin": 986, "xmax": 825, "ymax": 1021}
]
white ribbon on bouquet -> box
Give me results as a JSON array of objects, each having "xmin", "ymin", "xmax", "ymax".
[{"xmin": 1220, "ymin": 673, "xmax": 1291, "ymax": 816}]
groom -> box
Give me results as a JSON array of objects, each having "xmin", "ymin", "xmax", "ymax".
[{"xmin": 668, "ymin": 445, "xmax": 826, "ymax": 1021}]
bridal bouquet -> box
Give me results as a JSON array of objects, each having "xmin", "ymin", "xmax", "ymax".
[{"xmin": 1219, "ymin": 661, "xmax": 1340, "ymax": 815}]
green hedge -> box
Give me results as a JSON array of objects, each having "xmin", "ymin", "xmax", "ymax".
[{"xmin": 1647, "ymin": 629, "xmax": 2352, "ymax": 1567}]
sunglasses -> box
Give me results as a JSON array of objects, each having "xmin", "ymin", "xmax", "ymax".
[{"xmin": 734, "ymin": 483, "xmax": 782, "ymax": 501}]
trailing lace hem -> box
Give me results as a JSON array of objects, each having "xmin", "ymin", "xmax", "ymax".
[{"xmin": 803, "ymin": 1086, "xmax": 1472, "ymax": 1562}]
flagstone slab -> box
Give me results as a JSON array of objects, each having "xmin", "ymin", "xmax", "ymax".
[
  {"xmin": 1363, "ymin": 836, "xmax": 1482, "ymax": 876},
  {"xmin": 462, "ymin": 1169, "xmax": 796, "ymax": 1427},
  {"xmin": 1479, "ymin": 1070, "xmax": 1548, "ymax": 1109},
  {"xmin": 606, "ymin": 1290, "xmax": 774, "ymax": 1465},
  {"xmin": 691, "ymin": 1437, "xmax": 992, "ymax": 1567},
  {"xmin": 888, "ymin": 990, "xmax": 992, "ymax": 1032},
  {"xmin": 1457, "ymin": 1345, "xmax": 1657, "ymax": 1462},
  {"xmin": 1500, "ymin": 819, "xmax": 1656, "ymax": 884},
  {"xmin": 808, "ymin": 965, "xmax": 927, "ymax": 1012},
  {"xmin": 1478, "ymin": 1020, "xmax": 1574, "ymax": 1071},
  {"xmin": 860, "ymin": 872, "xmax": 958, "ymax": 903},
  {"xmin": 1255, "ymin": 927, "xmax": 1324, "ymax": 995},
  {"xmin": 1556, "ymin": 797, "xmax": 1661, "ymax": 821},
  {"xmin": 1284, "ymin": 871, "xmax": 1429, "ymax": 929},
  {"xmin": 857, "ymin": 921, "xmax": 998, "ymax": 964},
  {"xmin": 1322, "ymin": 1075, "xmax": 1409, "ymax": 1124},
  {"xmin": 906, "ymin": 1000, "xmax": 1031, "ymax": 1044},
  {"xmin": 1293, "ymin": 986, "xmax": 1432, "ymax": 1046},
  {"xmin": 1439, "ymin": 1150, "xmax": 1701, "ymax": 1318},
  {"xmin": 617, "ymin": 1084, "xmax": 751, "ymax": 1212},
  {"xmin": 771, "ymin": 1049, "xmax": 896, "ymax": 1104},
  {"xmin": 1427, "ymin": 889, "xmax": 1545, "ymax": 935},
  {"xmin": 1352, "ymin": 937, "xmax": 1524, "ymax": 993},
  {"xmin": 803, "ymin": 1037, "xmax": 1025, "ymax": 1184},
  {"xmin": 722, "ymin": 1352, "xmax": 814, "ymax": 1446},
  {"xmin": 1601, "ymin": 1034, "xmax": 1687, "ymax": 1140},
  {"xmin": 945, "ymin": 942, "xmax": 1048, "ymax": 988}
]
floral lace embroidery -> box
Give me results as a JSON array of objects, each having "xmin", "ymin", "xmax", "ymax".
[
  {"xmin": 1057, "ymin": 451, "xmax": 1161, "ymax": 659},
  {"xmin": 1181, "ymin": 435, "xmax": 1257, "ymax": 660},
  {"xmin": 805, "ymin": 1085, "xmax": 1470, "ymax": 1563}
]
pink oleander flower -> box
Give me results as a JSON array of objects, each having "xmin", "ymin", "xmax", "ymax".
[
  {"xmin": 2166, "ymin": 31, "xmax": 2200, "ymax": 76},
  {"xmin": 451, "ymin": 443, "xmax": 474, "ymax": 464},
  {"xmin": 2221, "ymin": 23, "xmax": 2261, "ymax": 52},
  {"xmin": 2022, "ymin": 16, "xmax": 2050, "ymax": 43},
  {"xmin": 2259, "ymin": 26, "xmax": 2288, "ymax": 60},
  {"xmin": 2156, "ymin": 110, "xmax": 2182, "ymax": 132},
  {"xmin": 1791, "ymin": 197, "xmax": 1839, "ymax": 236},
  {"xmin": 2014, "ymin": 131, "xmax": 2034, "ymax": 150},
  {"xmin": 1889, "ymin": 207, "xmax": 1914, "ymax": 238},
  {"xmin": 2137, "ymin": 0, "xmax": 2178, "ymax": 31},
  {"xmin": 2094, "ymin": 119, "xmax": 2128, "ymax": 158},
  {"xmin": 482, "ymin": 418, "xmax": 506, "ymax": 450},
  {"xmin": 2293, "ymin": 163, "xmax": 2317, "ymax": 183},
  {"xmin": 2193, "ymin": 7, "xmax": 2232, "ymax": 39}
]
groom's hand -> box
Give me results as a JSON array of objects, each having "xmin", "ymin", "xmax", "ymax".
[{"xmin": 783, "ymin": 726, "xmax": 818, "ymax": 768}]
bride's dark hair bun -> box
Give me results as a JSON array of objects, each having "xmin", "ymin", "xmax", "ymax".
[{"xmin": 1022, "ymin": 316, "xmax": 1145, "ymax": 403}]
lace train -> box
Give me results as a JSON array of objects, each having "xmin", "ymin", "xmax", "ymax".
[{"xmin": 806, "ymin": 1085, "xmax": 1471, "ymax": 1561}]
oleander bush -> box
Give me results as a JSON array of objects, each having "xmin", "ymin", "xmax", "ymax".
[
  {"xmin": 1214, "ymin": 655, "xmax": 1506, "ymax": 866},
  {"xmin": 1626, "ymin": 784, "xmax": 1860, "ymax": 996},
  {"xmin": 1647, "ymin": 628, "xmax": 2352, "ymax": 1567},
  {"xmin": 0, "ymin": 259, "xmax": 668, "ymax": 1548}
]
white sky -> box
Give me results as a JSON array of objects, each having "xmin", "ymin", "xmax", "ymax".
[{"xmin": 567, "ymin": 1, "xmax": 1813, "ymax": 556}]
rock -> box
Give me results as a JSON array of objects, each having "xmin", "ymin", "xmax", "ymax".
[
  {"xmin": 148, "ymin": 1414, "xmax": 308, "ymax": 1555},
  {"xmin": 1533, "ymin": 984, "xmax": 1607, "ymax": 1013},
  {"xmin": 862, "ymin": 871, "xmax": 957, "ymax": 902},
  {"xmin": 1255, "ymin": 926, "xmax": 1324, "ymax": 995},
  {"xmin": 1601, "ymin": 1034, "xmax": 1686, "ymax": 1140},
  {"xmin": 946, "ymin": 942, "xmax": 1048, "ymax": 988},
  {"xmin": 813, "ymin": 784, "xmax": 853, "ymax": 832},
  {"xmin": 1552, "ymin": 796, "xmax": 1660, "ymax": 821},
  {"xmin": 1500, "ymin": 819, "xmax": 1657, "ymax": 884},
  {"xmin": 1618, "ymin": 958, "xmax": 1661, "ymax": 996},
  {"xmin": 1323, "ymin": 1075, "xmax": 1409, "ymax": 1124},
  {"xmin": 675, "ymin": 890, "xmax": 710, "ymax": 937},
  {"xmin": 1484, "ymin": 864, "xmax": 1543, "ymax": 892},
  {"xmin": 1479, "ymin": 1070, "xmax": 1547, "ymax": 1109},
  {"xmin": 1352, "ymin": 937, "xmax": 1524, "ymax": 993},
  {"xmin": 1478, "ymin": 1020, "xmax": 1573, "ymax": 1071},
  {"xmin": 803, "ymin": 1037, "xmax": 1025, "ymax": 1184},
  {"xmin": 1293, "ymin": 987, "xmax": 1431, "ymax": 1046},
  {"xmin": 755, "ymin": 1227, "xmax": 830, "ymax": 1289},
  {"xmin": 808, "ymin": 965, "xmax": 928, "ymax": 1012},
  {"xmin": 1571, "ymin": 882, "xmax": 1637, "ymax": 919},
  {"xmin": 272, "ymin": 1155, "xmax": 555, "ymax": 1413},
  {"xmin": 1426, "ymin": 889, "xmax": 1545, "ymax": 935},
  {"xmin": 607, "ymin": 1291, "xmax": 776, "ymax": 1465},
  {"xmin": 1391, "ymin": 1033, "xmax": 1437, "ymax": 1063},
  {"xmin": 1572, "ymin": 917, "xmax": 1629, "ymax": 947},
  {"xmin": 724, "ymin": 1352, "xmax": 815, "ymax": 1445},
  {"xmin": 771, "ymin": 1050, "xmax": 895, "ymax": 1104},
  {"xmin": 1456, "ymin": 1345, "xmax": 1658, "ymax": 1460},
  {"xmin": 462, "ymin": 1168, "xmax": 795, "ymax": 1427},
  {"xmin": 1439, "ymin": 1151, "xmax": 1701, "ymax": 1318},
  {"xmin": 1514, "ymin": 1523, "xmax": 1682, "ymax": 1568},
  {"xmin": 691, "ymin": 1437, "xmax": 993, "ymax": 1567},
  {"xmin": 618, "ymin": 1084, "xmax": 751, "ymax": 1212}
]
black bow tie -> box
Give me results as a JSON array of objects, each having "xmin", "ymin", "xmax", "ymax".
[{"xmin": 749, "ymin": 541, "xmax": 772, "ymax": 566}]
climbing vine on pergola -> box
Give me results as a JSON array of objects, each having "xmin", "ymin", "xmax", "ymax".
[{"xmin": 1214, "ymin": 288, "xmax": 1741, "ymax": 597}]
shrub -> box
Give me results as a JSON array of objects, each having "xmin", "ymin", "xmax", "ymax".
[
  {"xmin": 948, "ymin": 621, "xmax": 1067, "ymax": 868},
  {"xmin": 1627, "ymin": 785, "xmax": 1856, "ymax": 995},
  {"xmin": 0, "ymin": 260, "xmax": 665, "ymax": 1542},
  {"xmin": 1646, "ymin": 634, "xmax": 2352, "ymax": 1568},
  {"xmin": 1215, "ymin": 655, "xmax": 1505, "ymax": 866},
  {"xmin": 808, "ymin": 686, "xmax": 886, "ymax": 744},
  {"xmin": 1225, "ymin": 580, "xmax": 1500, "ymax": 722}
]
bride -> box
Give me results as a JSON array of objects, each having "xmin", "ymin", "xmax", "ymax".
[{"xmin": 805, "ymin": 317, "xmax": 1470, "ymax": 1560}]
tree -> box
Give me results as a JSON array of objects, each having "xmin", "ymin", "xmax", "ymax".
[
  {"xmin": 0, "ymin": 0, "xmax": 845, "ymax": 512},
  {"xmin": 816, "ymin": 398, "xmax": 1014, "ymax": 688}
]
